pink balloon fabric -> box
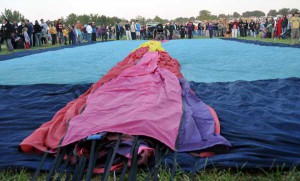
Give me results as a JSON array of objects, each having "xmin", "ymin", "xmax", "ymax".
[{"xmin": 62, "ymin": 52, "xmax": 183, "ymax": 150}]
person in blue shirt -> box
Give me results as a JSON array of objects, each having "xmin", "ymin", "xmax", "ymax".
[{"xmin": 135, "ymin": 20, "xmax": 141, "ymax": 40}]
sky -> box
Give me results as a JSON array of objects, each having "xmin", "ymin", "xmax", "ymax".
[{"xmin": 1, "ymin": 0, "xmax": 299, "ymax": 21}]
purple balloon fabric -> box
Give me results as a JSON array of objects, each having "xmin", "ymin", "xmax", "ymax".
[{"xmin": 177, "ymin": 78, "xmax": 231, "ymax": 152}]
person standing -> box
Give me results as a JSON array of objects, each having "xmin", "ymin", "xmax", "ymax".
[
  {"xmin": 56, "ymin": 19, "xmax": 64, "ymax": 44},
  {"xmin": 130, "ymin": 21, "xmax": 136, "ymax": 40},
  {"xmin": 125, "ymin": 21, "xmax": 131, "ymax": 40},
  {"xmin": 1, "ymin": 18, "xmax": 14, "ymax": 52},
  {"xmin": 22, "ymin": 27, "xmax": 30, "ymax": 49},
  {"xmin": 179, "ymin": 24, "xmax": 185, "ymax": 38},
  {"xmin": 91, "ymin": 22, "xmax": 97, "ymax": 41},
  {"xmin": 86, "ymin": 23, "xmax": 92, "ymax": 43},
  {"xmin": 135, "ymin": 20, "xmax": 141, "ymax": 40},
  {"xmin": 249, "ymin": 20, "xmax": 256, "ymax": 37},
  {"xmin": 168, "ymin": 22, "xmax": 175, "ymax": 40},
  {"xmin": 291, "ymin": 12, "xmax": 300, "ymax": 44},
  {"xmin": 115, "ymin": 22, "xmax": 121, "ymax": 40},
  {"xmin": 33, "ymin": 20, "xmax": 42, "ymax": 47},
  {"xmin": 25, "ymin": 19, "xmax": 33, "ymax": 47},
  {"xmin": 231, "ymin": 19, "xmax": 238, "ymax": 38},
  {"xmin": 49, "ymin": 23, "xmax": 57, "ymax": 45},
  {"xmin": 40, "ymin": 19, "xmax": 49, "ymax": 45},
  {"xmin": 281, "ymin": 15, "xmax": 288, "ymax": 36},
  {"xmin": 108, "ymin": 24, "xmax": 112, "ymax": 39},
  {"xmin": 187, "ymin": 22, "xmax": 194, "ymax": 39}
]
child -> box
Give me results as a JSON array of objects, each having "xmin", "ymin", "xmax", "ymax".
[
  {"xmin": 63, "ymin": 27, "xmax": 69, "ymax": 45},
  {"xmin": 22, "ymin": 27, "xmax": 30, "ymax": 49}
]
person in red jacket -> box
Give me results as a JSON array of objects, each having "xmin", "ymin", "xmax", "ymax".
[
  {"xmin": 56, "ymin": 19, "xmax": 64, "ymax": 44},
  {"xmin": 276, "ymin": 17, "xmax": 283, "ymax": 38}
]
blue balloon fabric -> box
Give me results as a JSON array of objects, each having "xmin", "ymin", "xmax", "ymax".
[{"xmin": 1, "ymin": 39, "xmax": 299, "ymax": 85}]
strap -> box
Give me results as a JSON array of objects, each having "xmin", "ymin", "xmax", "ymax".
[
  {"xmin": 31, "ymin": 150, "xmax": 49, "ymax": 181},
  {"xmin": 85, "ymin": 140, "xmax": 96, "ymax": 181},
  {"xmin": 128, "ymin": 139, "xmax": 141, "ymax": 181},
  {"xmin": 46, "ymin": 147, "xmax": 62, "ymax": 181},
  {"xmin": 119, "ymin": 136, "xmax": 139, "ymax": 181},
  {"xmin": 56, "ymin": 149, "xmax": 73, "ymax": 181},
  {"xmin": 101, "ymin": 134, "xmax": 122, "ymax": 181},
  {"xmin": 190, "ymin": 156, "xmax": 200, "ymax": 181},
  {"xmin": 169, "ymin": 150, "xmax": 177, "ymax": 181}
]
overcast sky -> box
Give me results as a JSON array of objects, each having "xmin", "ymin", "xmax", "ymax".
[{"xmin": 1, "ymin": 0, "xmax": 299, "ymax": 21}]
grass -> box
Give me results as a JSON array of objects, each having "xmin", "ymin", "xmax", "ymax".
[
  {"xmin": 237, "ymin": 36, "xmax": 297, "ymax": 45},
  {"xmin": 1, "ymin": 167, "xmax": 300, "ymax": 181}
]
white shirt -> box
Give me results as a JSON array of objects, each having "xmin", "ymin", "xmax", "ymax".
[
  {"xmin": 86, "ymin": 25, "xmax": 92, "ymax": 33},
  {"xmin": 130, "ymin": 24, "xmax": 136, "ymax": 32}
]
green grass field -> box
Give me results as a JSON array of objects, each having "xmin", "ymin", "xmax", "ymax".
[{"xmin": 1, "ymin": 167, "xmax": 299, "ymax": 181}]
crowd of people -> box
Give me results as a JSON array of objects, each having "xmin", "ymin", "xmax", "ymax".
[{"xmin": 1, "ymin": 11, "xmax": 300, "ymax": 52}]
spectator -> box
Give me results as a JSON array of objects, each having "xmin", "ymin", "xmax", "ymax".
[
  {"xmin": 115, "ymin": 22, "xmax": 121, "ymax": 40},
  {"xmin": 1, "ymin": 18, "xmax": 14, "ymax": 52},
  {"xmin": 249, "ymin": 20, "xmax": 256, "ymax": 37},
  {"xmin": 40, "ymin": 19, "xmax": 48, "ymax": 46},
  {"xmin": 266, "ymin": 18, "xmax": 273, "ymax": 38},
  {"xmin": 33, "ymin": 20, "xmax": 42, "ymax": 47},
  {"xmin": 25, "ymin": 19, "xmax": 33, "ymax": 47},
  {"xmin": 208, "ymin": 22, "xmax": 214, "ymax": 38},
  {"xmin": 91, "ymin": 22, "xmax": 97, "ymax": 41},
  {"xmin": 281, "ymin": 15, "xmax": 288, "ymax": 36},
  {"xmin": 62, "ymin": 27, "xmax": 69, "ymax": 45},
  {"xmin": 49, "ymin": 23, "xmax": 57, "ymax": 45},
  {"xmin": 135, "ymin": 20, "xmax": 141, "ymax": 40},
  {"xmin": 169, "ymin": 22, "xmax": 175, "ymax": 40},
  {"xmin": 108, "ymin": 24, "xmax": 112, "ymax": 39},
  {"xmin": 125, "ymin": 21, "xmax": 132, "ymax": 40},
  {"xmin": 56, "ymin": 19, "xmax": 64, "ymax": 44},
  {"xmin": 180, "ymin": 23, "xmax": 186, "ymax": 38},
  {"xmin": 101, "ymin": 25, "xmax": 108, "ymax": 42},
  {"xmin": 86, "ymin": 23, "xmax": 92, "ymax": 43},
  {"xmin": 22, "ymin": 27, "xmax": 30, "ymax": 49},
  {"xmin": 130, "ymin": 21, "xmax": 136, "ymax": 40},
  {"xmin": 291, "ymin": 12, "xmax": 300, "ymax": 44},
  {"xmin": 231, "ymin": 19, "xmax": 239, "ymax": 38},
  {"xmin": 187, "ymin": 22, "xmax": 194, "ymax": 39}
]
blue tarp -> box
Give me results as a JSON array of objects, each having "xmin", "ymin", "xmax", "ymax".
[
  {"xmin": 1, "ymin": 78, "xmax": 300, "ymax": 171},
  {"xmin": 221, "ymin": 38, "xmax": 300, "ymax": 48}
]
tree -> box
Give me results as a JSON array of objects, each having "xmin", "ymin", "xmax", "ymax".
[
  {"xmin": 233, "ymin": 12, "xmax": 241, "ymax": 18},
  {"xmin": 174, "ymin": 17, "xmax": 189, "ymax": 23},
  {"xmin": 242, "ymin": 10, "xmax": 265, "ymax": 17},
  {"xmin": 288, "ymin": 8, "xmax": 299, "ymax": 15},
  {"xmin": 146, "ymin": 18, "xmax": 153, "ymax": 23},
  {"xmin": 90, "ymin": 13, "xmax": 100, "ymax": 24},
  {"xmin": 278, "ymin": 8, "xmax": 290, "ymax": 16},
  {"xmin": 136, "ymin": 15, "xmax": 146, "ymax": 25},
  {"xmin": 77, "ymin": 14, "xmax": 90, "ymax": 24},
  {"xmin": 188, "ymin": 17, "xmax": 195, "ymax": 22},
  {"xmin": 198, "ymin": 10, "xmax": 212, "ymax": 20},
  {"xmin": 267, "ymin": 10, "xmax": 277, "ymax": 17},
  {"xmin": 153, "ymin": 15, "xmax": 163, "ymax": 23},
  {"xmin": 218, "ymin": 14, "xmax": 227, "ymax": 19},
  {"xmin": 65, "ymin": 13, "xmax": 78, "ymax": 25},
  {"xmin": 1, "ymin": 9, "xmax": 25, "ymax": 22}
]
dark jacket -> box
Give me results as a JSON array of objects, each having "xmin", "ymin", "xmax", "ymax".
[
  {"xmin": 1, "ymin": 22, "xmax": 14, "ymax": 39},
  {"xmin": 34, "ymin": 24, "xmax": 42, "ymax": 33},
  {"xmin": 281, "ymin": 18, "xmax": 288, "ymax": 28}
]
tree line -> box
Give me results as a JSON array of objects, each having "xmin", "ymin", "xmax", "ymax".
[{"xmin": 1, "ymin": 8, "xmax": 299, "ymax": 26}]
